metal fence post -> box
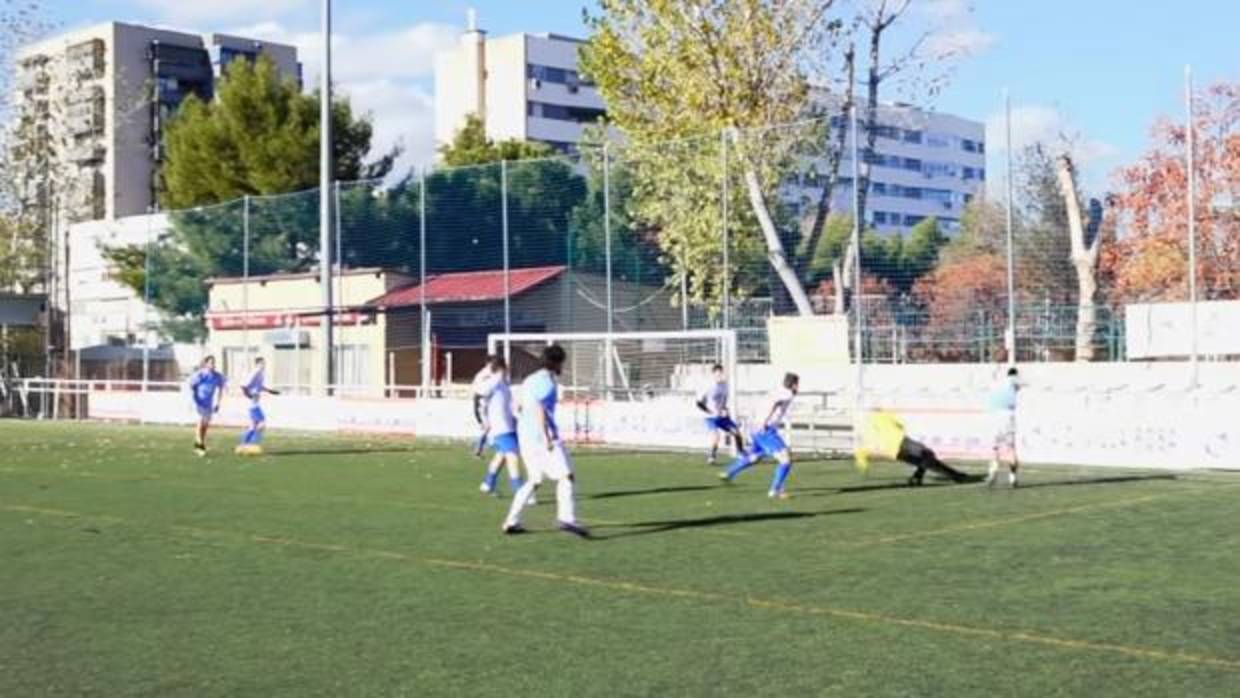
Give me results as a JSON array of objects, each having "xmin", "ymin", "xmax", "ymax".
[
  {"xmin": 242, "ymin": 195, "xmax": 251, "ymax": 368},
  {"xmin": 603, "ymin": 143, "xmax": 614, "ymax": 391},
  {"xmin": 334, "ymin": 180, "xmax": 343, "ymax": 382},
  {"xmin": 721, "ymin": 127, "xmax": 731, "ymax": 330},
  {"xmin": 142, "ymin": 209, "xmax": 152, "ymax": 391},
  {"xmin": 419, "ymin": 166, "xmax": 429, "ymax": 395},
  {"xmin": 1004, "ymin": 89, "xmax": 1017, "ymax": 365},
  {"xmin": 501, "ymin": 159, "xmax": 511, "ymax": 364},
  {"xmin": 1185, "ymin": 65, "xmax": 1199, "ymax": 387}
]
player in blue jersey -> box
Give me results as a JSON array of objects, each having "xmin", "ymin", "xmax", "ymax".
[
  {"xmin": 696, "ymin": 363, "xmax": 745, "ymax": 465},
  {"xmin": 986, "ymin": 366, "xmax": 1022, "ymax": 487},
  {"xmin": 719, "ymin": 372, "xmax": 799, "ymax": 499},
  {"xmin": 188, "ymin": 355, "xmax": 226, "ymax": 456},
  {"xmin": 236, "ymin": 357, "xmax": 279, "ymax": 456},
  {"xmin": 501, "ymin": 344, "xmax": 588, "ymax": 537},
  {"xmin": 478, "ymin": 357, "xmax": 528, "ymax": 496}
]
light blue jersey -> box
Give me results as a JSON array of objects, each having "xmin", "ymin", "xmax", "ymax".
[
  {"xmin": 518, "ymin": 369, "xmax": 559, "ymax": 445},
  {"xmin": 190, "ymin": 369, "xmax": 225, "ymax": 408},
  {"xmin": 988, "ymin": 377, "xmax": 1019, "ymax": 413}
]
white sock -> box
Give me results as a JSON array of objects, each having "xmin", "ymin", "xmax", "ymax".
[
  {"xmin": 503, "ymin": 481, "xmax": 538, "ymax": 528},
  {"xmin": 987, "ymin": 460, "xmax": 999, "ymax": 479},
  {"xmin": 1009, "ymin": 468, "xmax": 1018, "ymax": 485},
  {"xmin": 555, "ymin": 478, "xmax": 576, "ymax": 524}
]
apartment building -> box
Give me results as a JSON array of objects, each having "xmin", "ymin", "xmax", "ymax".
[
  {"xmin": 14, "ymin": 22, "xmax": 299, "ymax": 223},
  {"xmin": 434, "ymin": 12, "xmax": 606, "ymax": 153}
]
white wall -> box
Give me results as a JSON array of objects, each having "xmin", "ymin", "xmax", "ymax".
[
  {"xmin": 483, "ymin": 34, "xmax": 528, "ymax": 142},
  {"xmin": 68, "ymin": 213, "xmax": 170, "ymax": 350}
]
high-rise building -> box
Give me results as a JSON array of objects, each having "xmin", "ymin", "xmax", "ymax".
[
  {"xmin": 434, "ymin": 11, "xmax": 606, "ymax": 154},
  {"xmin": 14, "ymin": 22, "xmax": 299, "ymax": 223}
]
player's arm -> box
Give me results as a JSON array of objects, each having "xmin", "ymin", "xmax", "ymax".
[
  {"xmin": 263, "ymin": 385, "xmax": 281, "ymax": 396},
  {"xmin": 695, "ymin": 388, "xmax": 711, "ymax": 414},
  {"xmin": 213, "ymin": 382, "xmax": 224, "ymax": 413},
  {"xmin": 761, "ymin": 401, "xmax": 780, "ymax": 429}
]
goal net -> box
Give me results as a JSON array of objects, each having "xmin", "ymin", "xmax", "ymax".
[{"xmin": 487, "ymin": 330, "xmax": 740, "ymax": 449}]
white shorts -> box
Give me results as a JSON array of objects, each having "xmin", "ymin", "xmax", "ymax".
[
  {"xmin": 519, "ymin": 438, "xmax": 575, "ymax": 483},
  {"xmin": 991, "ymin": 412, "xmax": 1016, "ymax": 449}
]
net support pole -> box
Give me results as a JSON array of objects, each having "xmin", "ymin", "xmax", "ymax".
[
  {"xmin": 850, "ymin": 101, "xmax": 864, "ymax": 453},
  {"xmin": 334, "ymin": 180, "xmax": 343, "ymax": 373},
  {"xmin": 721, "ymin": 127, "xmax": 732, "ymax": 330},
  {"xmin": 319, "ymin": 0, "xmax": 334, "ymax": 396},
  {"xmin": 142, "ymin": 210, "xmax": 152, "ymax": 391},
  {"xmin": 419, "ymin": 166, "xmax": 429, "ymax": 396},
  {"xmin": 501, "ymin": 159, "xmax": 511, "ymax": 365},
  {"xmin": 1185, "ymin": 65, "xmax": 1199, "ymax": 387},
  {"xmin": 603, "ymin": 143, "xmax": 614, "ymax": 394},
  {"xmin": 1004, "ymin": 89, "xmax": 1016, "ymax": 366},
  {"xmin": 242, "ymin": 195, "xmax": 251, "ymax": 369}
]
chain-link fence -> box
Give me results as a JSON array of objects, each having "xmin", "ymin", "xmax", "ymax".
[{"xmin": 68, "ymin": 102, "xmax": 1231, "ymax": 395}]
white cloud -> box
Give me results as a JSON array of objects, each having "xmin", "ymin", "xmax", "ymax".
[
  {"xmin": 919, "ymin": 0, "xmax": 997, "ymax": 59},
  {"xmin": 228, "ymin": 20, "xmax": 459, "ymax": 175},
  {"xmin": 133, "ymin": 0, "xmax": 310, "ymax": 26},
  {"xmin": 983, "ymin": 104, "xmax": 1120, "ymax": 196}
]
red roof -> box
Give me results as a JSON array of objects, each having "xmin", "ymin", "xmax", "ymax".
[{"xmin": 368, "ymin": 265, "xmax": 566, "ymax": 308}]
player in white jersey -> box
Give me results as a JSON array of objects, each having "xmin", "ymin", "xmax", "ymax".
[
  {"xmin": 477, "ymin": 357, "xmax": 528, "ymax": 496},
  {"xmin": 696, "ymin": 363, "xmax": 745, "ymax": 465},
  {"xmin": 236, "ymin": 357, "xmax": 279, "ymax": 456},
  {"xmin": 470, "ymin": 358, "xmax": 499, "ymax": 457},
  {"xmin": 719, "ymin": 372, "xmax": 799, "ymax": 499},
  {"xmin": 501, "ymin": 345, "xmax": 589, "ymax": 538},
  {"xmin": 986, "ymin": 366, "xmax": 1022, "ymax": 487}
]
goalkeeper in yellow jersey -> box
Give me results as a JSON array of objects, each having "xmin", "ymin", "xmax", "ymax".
[{"xmin": 856, "ymin": 410, "xmax": 972, "ymax": 486}]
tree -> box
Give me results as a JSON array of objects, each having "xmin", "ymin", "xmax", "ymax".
[
  {"xmin": 583, "ymin": 0, "xmax": 842, "ymax": 316},
  {"xmin": 912, "ymin": 253, "xmax": 1009, "ymax": 361},
  {"xmin": 1107, "ymin": 82, "xmax": 1240, "ymax": 303},
  {"xmin": 437, "ymin": 114, "xmax": 555, "ymax": 167},
  {"xmin": 1014, "ymin": 143, "xmax": 1077, "ymax": 303},
  {"xmin": 1055, "ymin": 154, "xmax": 1103, "ymax": 361},
  {"xmin": 103, "ymin": 55, "xmax": 396, "ymax": 341}
]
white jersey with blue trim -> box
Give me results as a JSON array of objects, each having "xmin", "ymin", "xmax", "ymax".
[
  {"xmin": 698, "ymin": 381, "xmax": 729, "ymax": 416},
  {"xmin": 518, "ymin": 369, "xmax": 559, "ymax": 444},
  {"xmin": 484, "ymin": 379, "xmax": 517, "ymax": 435},
  {"xmin": 763, "ymin": 387, "xmax": 796, "ymax": 429},
  {"xmin": 244, "ymin": 367, "xmax": 266, "ymax": 405},
  {"xmin": 471, "ymin": 367, "xmax": 498, "ymax": 397}
]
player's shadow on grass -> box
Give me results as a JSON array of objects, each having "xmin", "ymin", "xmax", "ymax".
[
  {"xmin": 588, "ymin": 485, "xmax": 717, "ymax": 501},
  {"xmin": 1015, "ymin": 473, "xmax": 1178, "ymax": 490},
  {"xmin": 592, "ymin": 508, "xmax": 864, "ymax": 540},
  {"xmin": 263, "ymin": 447, "xmax": 418, "ymax": 457}
]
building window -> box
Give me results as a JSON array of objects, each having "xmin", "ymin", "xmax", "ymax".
[
  {"xmin": 904, "ymin": 214, "xmax": 925, "ymax": 226},
  {"xmin": 962, "ymin": 138, "xmax": 985, "ymax": 154},
  {"xmin": 527, "ymin": 63, "xmax": 591, "ymax": 87},
  {"xmin": 334, "ymin": 344, "xmax": 370, "ymax": 391},
  {"xmin": 903, "ymin": 129, "xmax": 923, "ymax": 144},
  {"xmin": 902, "ymin": 157, "xmax": 922, "ymax": 172},
  {"xmin": 926, "ymin": 133, "xmax": 954, "ymax": 148},
  {"xmin": 871, "ymin": 181, "xmax": 887, "ymax": 195},
  {"xmin": 528, "ymin": 101, "xmax": 606, "ymax": 124},
  {"xmin": 873, "ymin": 211, "xmax": 888, "ymax": 224}
]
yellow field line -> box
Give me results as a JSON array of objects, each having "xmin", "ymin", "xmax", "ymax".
[
  {"xmin": 847, "ymin": 493, "xmax": 1166, "ymax": 547},
  {"xmin": 5, "ymin": 502, "xmax": 1239, "ymax": 672}
]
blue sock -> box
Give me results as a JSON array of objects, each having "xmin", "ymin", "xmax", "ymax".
[
  {"xmin": 241, "ymin": 428, "xmax": 255, "ymax": 444},
  {"xmin": 725, "ymin": 454, "xmax": 757, "ymax": 480},
  {"xmin": 251, "ymin": 428, "xmax": 263, "ymax": 445},
  {"xmin": 511, "ymin": 476, "xmax": 524, "ymax": 493},
  {"xmin": 484, "ymin": 471, "xmax": 500, "ymax": 491},
  {"xmin": 771, "ymin": 462, "xmax": 793, "ymax": 492}
]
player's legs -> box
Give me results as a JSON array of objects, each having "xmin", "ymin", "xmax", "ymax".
[
  {"xmin": 768, "ymin": 449, "xmax": 793, "ymax": 499},
  {"xmin": 481, "ymin": 451, "xmax": 505, "ymax": 493},
  {"xmin": 194, "ymin": 407, "xmax": 211, "ymax": 454},
  {"xmin": 707, "ymin": 427, "xmax": 722, "ymax": 465}
]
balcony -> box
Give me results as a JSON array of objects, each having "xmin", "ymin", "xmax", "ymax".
[
  {"xmin": 66, "ymin": 87, "xmax": 105, "ymax": 137},
  {"xmin": 66, "ymin": 39, "xmax": 105, "ymax": 80},
  {"xmin": 67, "ymin": 171, "xmax": 105, "ymax": 223},
  {"xmin": 68, "ymin": 141, "xmax": 106, "ymax": 165}
]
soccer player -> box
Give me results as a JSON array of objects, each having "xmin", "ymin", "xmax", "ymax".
[
  {"xmin": 986, "ymin": 366, "xmax": 1021, "ymax": 487},
  {"xmin": 188, "ymin": 355, "xmax": 225, "ymax": 456},
  {"xmin": 856, "ymin": 410, "xmax": 971, "ymax": 486},
  {"xmin": 501, "ymin": 344, "xmax": 589, "ymax": 537},
  {"xmin": 696, "ymin": 363, "xmax": 744, "ymax": 465},
  {"xmin": 236, "ymin": 357, "xmax": 279, "ymax": 456},
  {"xmin": 470, "ymin": 357, "xmax": 499, "ymax": 457},
  {"xmin": 478, "ymin": 356, "xmax": 526, "ymax": 496},
  {"xmin": 718, "ymin": 372, "xmax": 799, "ymax": 499}
]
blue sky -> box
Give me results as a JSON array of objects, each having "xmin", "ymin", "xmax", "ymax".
[{"xmin": 48, "ymin": 1, "xmax": 1239, "ymax": 191}]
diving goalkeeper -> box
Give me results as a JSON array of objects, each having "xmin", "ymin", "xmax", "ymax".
[{"xmin": 856, "ymin": 409, "xmax": 972, "ymax": 486}]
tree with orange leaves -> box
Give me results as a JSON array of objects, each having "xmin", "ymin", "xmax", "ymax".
[{"xmin": 1107, "ymin": 82, "xmax": 1240, "ymax": 303}]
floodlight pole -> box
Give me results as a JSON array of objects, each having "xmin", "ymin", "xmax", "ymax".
[{"xmin": 319, "ymin": 0, "xmax": 335, "ymax": 395}]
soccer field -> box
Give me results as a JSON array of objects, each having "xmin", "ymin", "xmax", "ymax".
[{"xmin": 2, "ymin": 421, "xmax": 1238, "ymax": 697}]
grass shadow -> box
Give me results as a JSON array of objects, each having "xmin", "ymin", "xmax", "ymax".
[
  {"xmin": 1016, "ymin": 473, "xmax": 1179, "ymax": 490},
  {"xmin": 263, "ymin": 447, "xmax": 418, "ymax": 457},
  {"xmin": 588, "ymin": 485, "xmax": 718, "ymax": 501},
  {"xmin": 593, "ymin": 508, "xmax": 865, "ymax": 540}
]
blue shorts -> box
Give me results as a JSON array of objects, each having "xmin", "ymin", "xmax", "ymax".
[
  {"xmin": 706, "ymin": 416, "xmax": 738, "ymax": 432},
  {"xmin": 195, "ymin": 403, "xmax": 214, "ymax": 420},
  {"xmin": 491, "ymin": 432, "xmax": 519, "ymax": 455},
  {"xmin": 750, "ymin": 427, "xmax": 787, "ymax": 458},
  {"xmin": 249, "ymin": 405, "xmax": 266, "ymax": 424}
]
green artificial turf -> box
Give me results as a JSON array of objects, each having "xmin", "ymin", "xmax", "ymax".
[{"xmin": 2, "ymin": 421, "xmax": 1238, "ymax": 697}]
